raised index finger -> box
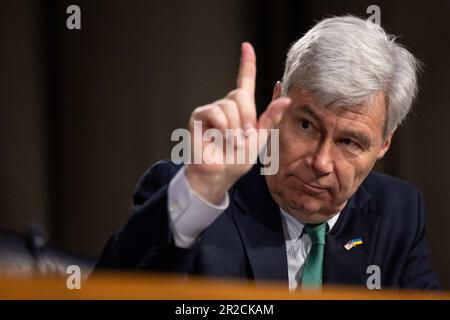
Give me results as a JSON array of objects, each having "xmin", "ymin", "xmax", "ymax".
[{"xmin": 236, "ymin": 42, "xmax": 256, "ymax": 98}]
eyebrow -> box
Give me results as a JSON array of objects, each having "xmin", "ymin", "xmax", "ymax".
[
  {"xmin": 294, "ymin": 104, "xmax": 321, "ymax": 123},
  {"xmin": 295, "ymin": 104, "xmax": 372, "ymax": 147},
  {"xmin": 341, "ymin": 130, "xmax": 372, "ymax": 147}
]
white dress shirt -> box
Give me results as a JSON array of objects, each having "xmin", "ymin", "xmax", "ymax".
[
  {"xmin": 281, "ymin": 207, "xmax": 340, "ymax": 290},
  {"xmin": 167, "ymin": 166, "xmax": 340, "ymax": 291}
]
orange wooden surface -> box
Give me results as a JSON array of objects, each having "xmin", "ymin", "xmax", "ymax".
[{"xmin": 1, "ymin": 272, "xmax": 449, "ymax": 300}]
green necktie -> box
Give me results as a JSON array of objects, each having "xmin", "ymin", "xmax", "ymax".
[{"xmin": 300, "ymin": 223, "xmax": 327, "ymax": 289}]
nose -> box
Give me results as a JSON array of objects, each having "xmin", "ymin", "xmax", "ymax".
[{"xmin": 304, "ymin": 140, "xmax": 334, "ymax": 176}]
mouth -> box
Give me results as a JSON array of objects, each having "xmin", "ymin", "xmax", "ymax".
[{"xmin": 291, "ymin": 175, "xmax": 328, "ymax": 195}]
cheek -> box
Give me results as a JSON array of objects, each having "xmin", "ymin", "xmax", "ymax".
[
  {"xmin": 279, "ymin": 125, "xmax": 295, "ymax": 152},
  {"xmin": 335, "ymin": 159, "xmax": 373, "ymax": 196},
  {"xmin": 334, "ymin": 165, "xmax": 355, "ymax": 198},
  {"xmin": 279, "ymin": 126, "xmax": 311, "ymax": 164}
]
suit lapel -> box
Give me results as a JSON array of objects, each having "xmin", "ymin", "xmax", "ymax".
[
  {"xmin": 231, "ymin": 166, "xmax": 288, "ymax": 287},
  {"xmin": 324, "ymin": 185, "xmax": 381, "ymax": 285},
  {"xmin": 229, "ymin": 164, "xmax": 381, "ymax": 287}
]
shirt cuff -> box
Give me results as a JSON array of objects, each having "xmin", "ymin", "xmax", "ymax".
[{"xmin": 167, "ymin": 166, "xmax": 229, "ymax": 248}]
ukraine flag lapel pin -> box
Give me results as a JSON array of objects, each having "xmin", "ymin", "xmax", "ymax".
[{"xmin": 344, "ymin": 238, "xmax": 363, "ymax": 250}]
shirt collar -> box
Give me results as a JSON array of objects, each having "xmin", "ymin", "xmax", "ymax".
[{"xmin": 280, "ymin": 207, "xmax": 340, "ymax": 241}]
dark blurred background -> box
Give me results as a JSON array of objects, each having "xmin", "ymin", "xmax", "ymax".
[{"xmin": 0, "ymin": 0, "xmax": 449, "ymax": 287}]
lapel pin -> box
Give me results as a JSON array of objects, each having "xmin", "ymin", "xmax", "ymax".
[{"xmin": 344, "ymin": 238, "xmax": 363, "ymax": 250}]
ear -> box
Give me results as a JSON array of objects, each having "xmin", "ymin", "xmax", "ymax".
[
  {"xmin": 272, "ymin": 81, "xmax": 282, "ymax": 101},
  {"xmin": 376, "ymin": 129, "xmax": 396, "ymax": 160}
]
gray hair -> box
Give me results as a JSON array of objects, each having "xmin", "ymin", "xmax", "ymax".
[{"xmin": 281, "ymin": 15, "xmax": 421, "ymax": 138}]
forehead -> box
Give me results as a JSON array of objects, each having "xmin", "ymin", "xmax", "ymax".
[{"xmin": 287, "ymin": 87, "xmax": 386, "ymax": 137}]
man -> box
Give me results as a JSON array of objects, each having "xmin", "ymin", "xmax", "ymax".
[{"xmin": 95, "ymin": 16, "xmax": 441, "ymax": 290}]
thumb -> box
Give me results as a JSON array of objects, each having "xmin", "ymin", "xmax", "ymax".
[{"xmin": 257, "ymin": 97, "xmax": 291, "ymax": 130}]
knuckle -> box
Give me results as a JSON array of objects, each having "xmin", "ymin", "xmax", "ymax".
[
  {"xmin": 217, "ymin": 99, "xmax": 236, "ymax": 110},
  {"xmin": 227, "ymin": 88, "xmax": 246, "ymax": 100},
  {"xmin": 209, "ymin": 106, "xmax": 227, "ymax": 128},
  {"xmin": 210, "ymin": 104, "xmax": 223, "ymax": 116},
  {"xmin": 190, "ymin": 109, "xmax": 200, "ymax": 119},
  {"xmin": 191, "ymin": 104, "xmax": 211, "ymax": 119},
  {"xmin": 209, "ymin": 103, "xmax": 220, "ymax": 111},
  {"xmin": 191, "ymin": 106, "xmax": 203, "ymax": 118}
]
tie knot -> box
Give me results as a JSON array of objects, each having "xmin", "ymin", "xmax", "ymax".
[{"xmin": 304, "ymin": 223, "xmax": 326, "ymax": 245}]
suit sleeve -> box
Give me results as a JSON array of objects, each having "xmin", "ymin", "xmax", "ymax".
[
  {"xmin": 399, "ymin": 191, "xmax": 442, "ymax": 290},
  {"xmin": 93, "ymin": 160, "xmax": 196, "ymax": 273}
]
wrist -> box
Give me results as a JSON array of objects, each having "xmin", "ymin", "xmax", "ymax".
[{"xmin": 185, "ymin": 165, "xmax": 230, "ymax": 205}]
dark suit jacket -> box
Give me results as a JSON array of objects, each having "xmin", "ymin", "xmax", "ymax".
[{"xmin": 95, "ymin": 160, "xmax": 441, "ymax": 290}]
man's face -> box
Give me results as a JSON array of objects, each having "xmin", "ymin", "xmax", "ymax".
[{"xmin": 266, "ymin": 84, "xmax": 394, "ymax": 223}]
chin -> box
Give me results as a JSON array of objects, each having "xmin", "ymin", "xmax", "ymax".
[
  {"xmin": 288, "ymin": 194, "xmax": 335, "ymax": 217},
  {"xmin": 286, "ymin": 201, "xmax": 334, "ymax": 224},
  {"xmin": 299, "ymin": 202, "xmax": 323, "ymax": 215},
  {"xmin": 289, "ymin": 195, "xmax": 325, "ymax": 214}
]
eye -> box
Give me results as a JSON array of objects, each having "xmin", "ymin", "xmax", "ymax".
[
  {"xmin": 340, "ymin": 138, "xmax": 360, "ymax": 148},
  {"xmin": 342, "ymin": 138, "xmax": 352, "ymax": 145},
  {"xmin": 300, "ymin": 119, "xmax": 311, "ymax": 130}
]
